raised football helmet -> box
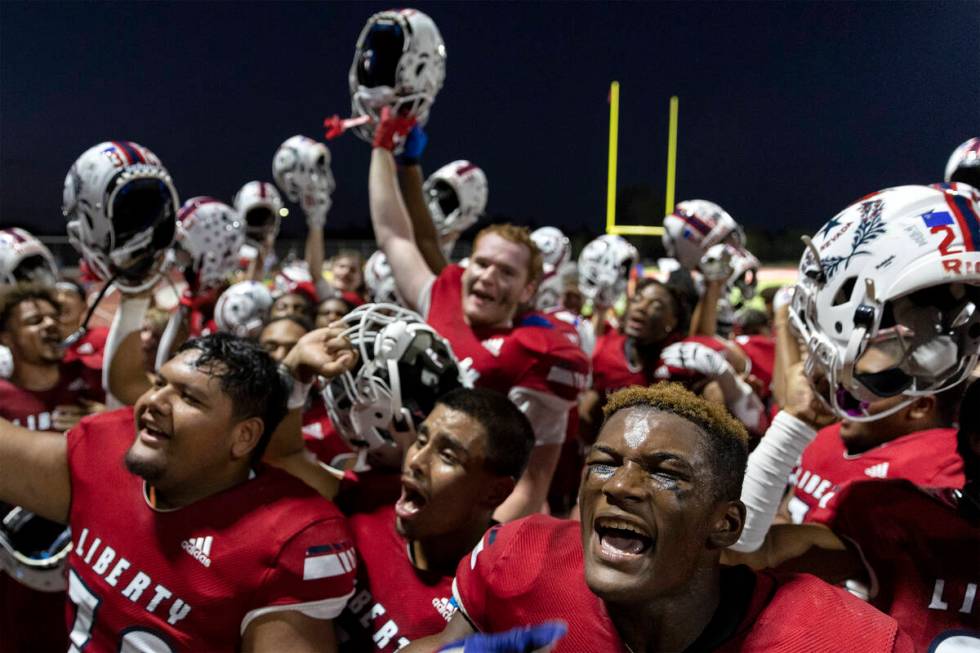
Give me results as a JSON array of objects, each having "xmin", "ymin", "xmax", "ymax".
[
  {"xmin": 578, "ymin": 234, "xmax": 639, "ymax": 307},
  {"xmin": 945, "ymin": 137, "xmax": 980, "ymax": 190},
  {"xmin": 0, "ymin": 228, "xmax": 58, "ymax": 286},
  {"xmin": 233, "ymin": 181, "xmax": 284, "ymax": 245},
  {"xmin": 791, "ymin": 184, "xmax": 980, "ymax": 421},
  {"xmin": 700, "ymin": 243, "xmax": 760, "ymax": 300},
  {"xmin": 174, "ymin": 197, "xmax": 245, "ymax": 291},
  {"xmin": 272, "ymin": 136, "xmax": 335, "ymax": 221},
  {"xmin": 364, "ymin": 250, "xmax": 404, "ymax": 305},
  {"xmin": 531, "ymin": 227, "xmax": 571, "ymax": 312},
  {"xmin": 0, "ymin": 506, "xmax": 71, "ymax": 592},
  {"xmin": 323, "ymin": 303, "xmax": 470, "ymax": 451},
  {"xmin": 62, "ymin": 141, "xmax": 178, "ymax": 293},
  {"xmin": 662, "ymin": 200, "xmax": 743, "ymax": 270},
  {"xmin": 214, "ymin": 281, "xmax": 273, "ymax": 338},
  {"xmin": 424, "ymin": 160, "xmax": 487, "ymax": 243},
  {"xmin": 348, "ymin": 9, "xmax": 447, "ymax": 146}
]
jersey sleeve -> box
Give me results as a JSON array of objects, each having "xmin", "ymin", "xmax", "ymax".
[
  {"xmin": 451, "ymin": 523, "xmax": 510, "ymax": 631},
  {"xmin": 513, "ymin": 324, "xmax": 590, "ymax": 402},
  {"xmin": 507, "ymin": 386, "xmax": 571, "ymax": 446},
  {"xmin": 240, "ymin": 516, "xmax": 357, "ymax": 634}
]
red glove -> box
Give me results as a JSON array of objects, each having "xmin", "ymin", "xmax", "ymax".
[{"xmin": 372, "ymin": 106, "xmax": 416, "ymax": 151}]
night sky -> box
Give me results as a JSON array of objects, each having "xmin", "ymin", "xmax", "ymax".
[{"xmin": 1, "ymin": 1, "xmax": 978, "ymax": 259}]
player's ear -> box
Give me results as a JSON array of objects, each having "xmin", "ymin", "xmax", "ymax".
[
  {"xmin": 707, "ymin": 500, "xmax": 745, "ymax": 550},
  {"xmin": 231, "ymin": 416, "xmax": 264, "ymax": 460},
  {"xmin": 519, "ymin": 278, "xmax": 537, "ymax": 305},
  {"xmin": 906, "ymin": 395, "xmax": 936, "ymax": 422}
]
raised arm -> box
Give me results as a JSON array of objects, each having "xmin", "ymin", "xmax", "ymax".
[
  {"xmin": 398, "ymin": 163, "xmax": 448, "ymax": 274},
  {"xmin": 369, "ymin": 111, "xmax": 436, "ymax": 312},
  {"xmin": 0, "ymin": 418, "xmax": 70, "ymax": 523}
]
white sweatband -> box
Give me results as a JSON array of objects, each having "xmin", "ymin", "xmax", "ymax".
[
  {"xmin": 103, "ymin": 296, "xmax": 150, "ymax": 402},
  {"xmin": 288, "ymin": 378, "xmax": 313, "ymax": 410},
  {"xmin": 730, "ymin": 410, "xmax": 817, "ymax": 552}
]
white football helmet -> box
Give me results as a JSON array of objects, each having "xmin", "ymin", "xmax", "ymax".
[
  {"xmin": 348, "ymin": 8, "xmax": 447, "ymax": 145},
  {"xmin": 662, "ymin": 200, "xmax": 743, "ymax": 270},
  {"xmin": 531, "ymin": 227, "xmax": 571, "ymax": 312},
  {"xmin": 174, "ymin": 197, "xmax": 246, "ymax": 291},
  {"xmin": 364, "ymin": 251, "xmax": 404, "ymax": 305},
  {"xmin": 945, "ymin": 137, "xmax": 980, "ymax": 190},
  {"xmin": 578, "ymin": 234, "xmax": 639, "ymax": 307},
  {"xmin": 323, "ymin": 303, "xmax": 471, "ymax": 451},
  {"xmin": 424, "ymin": 160, "xmax": 488, "ymax": 242},
  {"xmin": 0, "ymin": 507, "xmax": 71, "ymax": 592},
  {"xmin": 791, "ymin": 184, "xmax": 980, "ymax": 421},
  {"xmin": 62, "ymin": 141, "xmax": 178, "ymax": 293},
  {"xmin": 700, "ymin": 243, "xmax": 760, "ymax": 300},
  {"xmin": 0, "ymin": 228, "xmax": 58, "ymax": 286},
  {"xmin": 272, "ymin": 136, "xmax": 335, "ymax": 220},
  {"xmin": 234, "ymin": 181, "xmax": 284, "ymax": 245},
  {"xmin": 214, "ymin": 281, "xmax": 273, "ymax": 338}
]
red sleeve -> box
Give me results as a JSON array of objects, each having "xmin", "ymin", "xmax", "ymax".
[
  {"xmin": 513, "ymin": 324, "xmax": 590, "ymax": 401},
  {"xmin": 451, "ymin": 522, "xmax": 510, "ymax": 629},
  {"xmin": 247, "ymin": 516, "xmax": 356, "ymax": 627}
]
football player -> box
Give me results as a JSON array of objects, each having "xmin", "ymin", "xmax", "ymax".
[
  {"xmin": 0, "ymin": 331, "xmax": 361, "ymax": 651},
  {"xmin": 367, "ymin": 109, "xmax": 589, "ymax": 521},
  {"xmin": 729, "ymin": 184, "xmax": 980, "ymax": 649},
  {"xmin": 337, "ymin": 388, "xmax": 533, "ymax": 651},
  {"xmin": 580, "ymin": 278, "xmax": 689, "ymax": 440},
  {"xmin": 0, "ymin": 283, "xmax": 105, "ymax": 652},
  {"xmin": 403, "ymin": 384, "xmax": 911, "ymax": 652}
]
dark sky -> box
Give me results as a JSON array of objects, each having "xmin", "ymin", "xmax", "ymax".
[{"xmin": 2, "ymin": 1, "xmax": 978, "ymax": 254}]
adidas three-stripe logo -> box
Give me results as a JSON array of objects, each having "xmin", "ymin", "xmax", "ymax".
[
  {"xmin": 181, "ymin": 536, "xmax": 213, "ymax": 567},
  {"xmin": 863, "ymin": 462, "xmax": 889, "ymax": 478}
]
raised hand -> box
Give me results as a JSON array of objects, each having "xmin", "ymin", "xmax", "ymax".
[
  {"xmin": 281, "ymin": 323, "xmax": 358, "ymax": 384},
  {"xmin": 372, "ymin": 106, "xmax": 417, "ymax": 151}
]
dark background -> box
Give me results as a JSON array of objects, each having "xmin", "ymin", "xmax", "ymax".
[{"xmin": 2, "ymin": 1, "xmax": 978, "ymax": 261}]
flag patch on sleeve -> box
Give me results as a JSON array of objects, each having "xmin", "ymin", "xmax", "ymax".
[{"xmin": 303, "ymin": 544, "xmax": 356, "ymax": 580}]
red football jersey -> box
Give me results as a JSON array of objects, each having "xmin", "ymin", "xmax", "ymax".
[
  {"xmin": 0, "ymin": 360, "xmax": 104, "ymax": 431},
  {"xmin": 811, "ymin": 480, "xmax": 980, "ymax": 651},
  {"xmin": 788, "ymin": 424, "xmax": 963, "ymax": 524},
  {"xmin": 591, "ymin": 329, "xmax": 650, "ymax": 394},
  {"xmin": 733, "ymin": 334, "xmax": 775, "ymax": 391},
  {"xmin": 337, "ymin": 505, "xmax": 456, "ymax": 651},
  {"xmin": 0, "ymin": 363, "xmax": 103, "ymax": 653},
  {"xmin": 65, "ymin": 408, "xmax": 356, "ymax": 651},
  {"xmin": 454, "ymin": 515, "xmax": 910, "ymax": 653},
  {"xmin": 423, "ymin": 265, "xmax": 589, "ymax": 402},
  {"xmin": 302, "ymin": 394, "xmax": 354, "ymax": 468}
]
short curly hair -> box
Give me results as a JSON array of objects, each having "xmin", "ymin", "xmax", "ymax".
[
  {"xmin": 602, "ymin": 383, "xmax": 749, "ymax": 501},
  {"xmin": 0, "ymin": 282, "xmax": 60, "ymax": 332},
  {"xmin": 473, "ymin": 224, "xmax": 543, "ymax": 284}
]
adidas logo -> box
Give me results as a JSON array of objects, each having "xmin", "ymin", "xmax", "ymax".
[
  {"xmin": 432, "ymin": 596, "xmax": 456, "ymax": 622},
  {"xmin": 864, "ymin": 462, "xmax": 889, "ymax": 479},
  {"xmin": 181, "ymin": 536, "xmax": 213, "ymax": 567},
  {"xmin": 481, "ymin": 337, "xmax": 504, "ymax": 357}
]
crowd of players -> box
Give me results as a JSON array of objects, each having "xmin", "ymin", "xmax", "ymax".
[{"xmin": 1, "ymin": 7, "xmax": 979, "ymax": 653}]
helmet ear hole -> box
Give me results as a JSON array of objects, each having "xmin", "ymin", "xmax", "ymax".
[{"xmin": 833, "ymin": 277, "xmax": 857, "ymax": 307}]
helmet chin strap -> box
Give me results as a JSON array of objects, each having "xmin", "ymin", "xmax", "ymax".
[{"xmin": 61, "ymin": 270, "xmax": 120, "ymax": 348}]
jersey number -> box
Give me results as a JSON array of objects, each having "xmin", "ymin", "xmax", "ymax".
[{"xmin": 68, "ymin": 570, "xmax": 174, "ymax": 653}]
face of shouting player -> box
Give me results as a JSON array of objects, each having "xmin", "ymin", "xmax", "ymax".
[
  {"xmin": 580, "ymin": 406, "xmax": 740, "ymax": 604},
  {"xmin": 461, "ymin": 233, "xmax": 537, "ymax": 329},
  {"xmin": 128, "ymin": 349, "xmax": 259, "ymax": 505},
  {"xmin": 395, "ymin": 403, "xmax": 505, "ymax": 541},
  {"xmin": 0, "ymin": 299, "xmax": 63, "ymax": 366},
  {"xmin": 623, "ymin": 283, "xmax": 678, "ymax": 345}
]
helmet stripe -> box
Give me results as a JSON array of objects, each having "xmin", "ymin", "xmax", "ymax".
[
  {"xmin": 682, "ymin": 214, "xmax": 713, "ymax": 236},
  {"xmin": 946, "ymin": 192, "xmax": 980, "ymax": 252},
  {"xmin": 259, "ymin": 183, "xmax": 267, "ymax": 199},
  {"xmin": 110, "ymin": 141, "xmax": 132, "ymax": 165},
  {"xmin": 121, "ymin": 141, "xmax": 145, "ymax": 164}
]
